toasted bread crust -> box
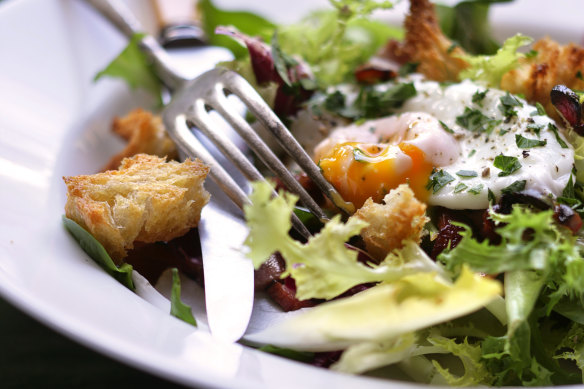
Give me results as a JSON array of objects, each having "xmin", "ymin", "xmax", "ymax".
[
  {"xmin": 64, "ymin": 154, "xmax": 210, "ymax": 262},
  {"xmin": 386, "ymin": 0, "xmax": 584, "ymax": 122},
  {"xmin": 384, "ymin": 0, "xmax": 468, "ymax": 82},
  {"xmin": 352, "ymin": 184, "xmax": 428, "ymax": 260},
  {"xmin": 501, "ymin": 38, "xmax": 584, "ymax": 120},
  {"xmin": 103, "ymin": 109, "xmax": 178, "ymax": 171}
]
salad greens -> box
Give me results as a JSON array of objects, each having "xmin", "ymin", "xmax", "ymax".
[
  {"xmin": 170, "ymin": 268, "xmax": 197, "ymax": 327},
  {"xmin": 94, "ymin": 33, "xmax": 163, "ymax": 106},
  {"xmin": 62, "ymin": 217, "xmax": 135, "ymax": 290},
  {"xmin": 436, "ymin": 0, "xmax": 513, "ymax": 55},
  {"xmin": 244, "ymin": 181, "xmax": 445, "ymax": 300},
  {"xmin": 458, "ymin": 34, "xmax": 533, "ymax": 88},
  {"xmin": 87, "ymin": 0, "xmax": 584, "ymax": 386}
]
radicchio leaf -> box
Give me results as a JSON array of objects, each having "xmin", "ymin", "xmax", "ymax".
[{"xmin": 215, "ymin": 26, "xmax": 314, "ymax": 118}]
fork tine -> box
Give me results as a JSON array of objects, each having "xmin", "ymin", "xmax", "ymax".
[
  {"xmin": 165, "ymin": 102, "xmax": 312, "ymax": 238},
  {"xmin": 183, "ymin": 97, "xmax": 313, "ymax": 238},
  {"xmin": 169, "ymin": 114, "xmax": 250, "ymax": 210},
  {"xmin": 204, "ymin": 87, "xmax": 331, "ymax": 223},
  {"xmin": 218, "ymin": 70, "xmax": 356, "ymax": 216}
]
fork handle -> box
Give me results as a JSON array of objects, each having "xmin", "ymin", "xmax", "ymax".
[{"xmin": 85, "ymin": 0, "xmax": 188, "ymax": 90}]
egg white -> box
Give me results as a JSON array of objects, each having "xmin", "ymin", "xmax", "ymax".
[{"xmin": 397, "ymin": 77, "xmax": 574, "ymax": 209}]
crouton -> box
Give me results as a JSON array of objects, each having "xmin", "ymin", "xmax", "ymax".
[
  {"xmin": 385, "ymin": 0, "xmax": 584, "ymax": 122},
  {"xmin": 103, "ymin": 109, "xmax": 178, "ymax": 171},
  {"xmin": 64, "ymin": 154, "xmax": 210, "ymax": 263},
  {"xmin": 351, "ymin": 184, "xmax": 428, "ymax": 261},
  {"xmin": 501, "ymin": 37, "xmax": 584, "ymax": 120},
  {"xmin": 383, "ymin": 0, "xmax": 468, "ymax": 82}
]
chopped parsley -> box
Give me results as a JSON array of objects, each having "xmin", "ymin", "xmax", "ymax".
[
  {"xmin": 468, "ymin": 184, "xmax": 484, "ymax": 195},
  {"xmin": 501, "ymin": 180, "xmax": 527, "ymax": 195},
  {"xmin": 398, "ymin": 62, "xmax": 419, "ymax": 77},
  {"xmin": 515, "ymin": 134, "xmax": 547, "ymax": 148},
  {"xmin": 494, "ymin": 155, "xmax": 522, "ymax": 177},
  {"xmin": 531, "ymin": 102, "xmax": 547, "ymax": 116},
  {"xmin": 324, "ymin": 83, "xmax": 417, "ymax": 119},
  {"xmin": 548, "ymin": 123, "xmax": 568, "ymax": 148},
  {"xmin": 456, "ymin": 170, "xmax": 478, "ymax": 178},
  {"xmin": 456, "ymin": 107, "xmax": 500, "ymax": 134},
  {"xmin": 353, "ymin": 148, "xmax": 370, "ymax": 163},
  {"xmin": 499, "ymin": 92, "xmax": 523, "ymax": 119},
  {"xmin": 426, "ymin": 169, "xmax": 455, "ymax": 193},
  {"xmin": 488, "ymin": 188, "xmax": 496, "ymax": 203},
  {"xmin": 526, "ymin": 122, "xmax": 544, "ymax": 136},
  {"xmin": 439, "ymin": 120, "xmax": 454, "ymax": 134},
  {"xmin": 454, "ymin": 182, "xmax": 468, "ymax": 193},
  {"xmin": 468, "ymin": 149, "xmax": 476, "ymax": 157},
  {"xmin": 472, "ymin": 89, "xmax": 488, "ymax": 107}
]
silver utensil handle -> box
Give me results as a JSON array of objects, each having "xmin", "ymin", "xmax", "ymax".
[{"xmin": 84, "ymin": 0, "xmax": 188, "ymax": 90}]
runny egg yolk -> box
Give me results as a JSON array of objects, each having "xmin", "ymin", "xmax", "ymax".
[{"xmin": 318, "ymin": 142, "xmax": 433, "ymax": 208}]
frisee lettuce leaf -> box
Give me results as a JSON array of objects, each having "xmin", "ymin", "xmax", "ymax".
[
  {"xmin": 244, "ymin": 181, "xmax": 444, "ymax": 300},
  {"xmin": 429, "ymin": 335, "xmax": 494, "ymax": 386},
  {"xmin": 458, "ymin": 34, "xmax": 533, "ymax": 87},
  {"xmin": 94, "ymin": 33, "xmax": 162, "ymax": 106},
  {"xmin": 278, "ymin": 8, "xmax": 402, "ymax": 85},
  {"xmin": 251, "ymin": 266, "xmax": 501, "ymax": 351},
  {"xmin": 63, "ymin": 216, "xmax": 134, "ymax": 290},
  {"xmin": 170, "ymin": 268, "xmax": 197, "ymax": 327}
]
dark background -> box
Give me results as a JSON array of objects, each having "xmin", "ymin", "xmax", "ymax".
[{"xmin": 0, "ymin": 297, "xmax": 190, "ymax": 389}]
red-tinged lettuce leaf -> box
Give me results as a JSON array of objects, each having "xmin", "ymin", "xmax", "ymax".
[
  {"xmin": 170, "ymin": 268, "xmax": 197, "ymax": 327},
  {"xmin": 216, "ymin": 27, "xmax": 315, "ymax": 118},
  {"xmin": 62, "ymin": 216, "xmax": 135, "ymax": 291},
  {"xmin": 198, "ymin": 0, "xmax": 275, "ymax": 59}
]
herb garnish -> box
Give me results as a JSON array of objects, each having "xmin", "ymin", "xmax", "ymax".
[
  {"xmin": 501, "ymin": 180, "xmax": 527, "ymax": 194},
  {"xmin": 494, "ymin": 155, "xmax": 521, "ymax": 176},
  {"xmin": 426, "ymin": 169, "xmax": 455, "ymax": 193},
  {"xmin": 439, "ymin": 120, "xmax": 454, "ymax": 134},
  {"xmin": 531, "ymin": 102, "xmax": 547, "ymax": 116},
  {"xmin": 515, "ymin": 134, "xmax": 547, "ymax": 148},
  {"xmin": 526, "ymin": 123, "xmax": 544, "ymax": 136},
  {"xmin": 499, "ymin": 92, "xmax": 523, "ymax": 119},
  {"xmin": 548, "ymin": 123, "xmax": 568, "ymax": 148},
  {"xmin": 472, "ymin": 89, "xmax": 488, "ymax": 107},
  {"xmin": 454, "ymin": 182, "xmax": 468, "ymax": 193},
  {"xmin": 456, "ymin": 170, "xmax": 478, "ymax": 178},
  {"xmin": 468, "ymin": 184, "xmax": 484, "ymax": 195},
  {"xmin": 456, "ymin": 107, "xmax": 500, "ymax": 134},
  {"xmin": 324, "ymin": 83, "xmax": 417, "ymax": 119}
]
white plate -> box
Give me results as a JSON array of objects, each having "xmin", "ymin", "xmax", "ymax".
[{"xmin": 0, "ymin": 0, "xmax": 583, "ymax": 388}]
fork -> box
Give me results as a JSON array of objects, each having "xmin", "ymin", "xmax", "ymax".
[{"xmin": 85, "ymin": 0, "xmax": 354, "ymax": 240}]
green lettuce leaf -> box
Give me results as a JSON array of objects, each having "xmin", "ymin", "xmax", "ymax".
[
  {"xmin": 253, "ymin": 266, "xmax": 501, "ymax": 351},
  {"xmin": 555, "ymin": 323, "xmax": 584, "ymax": 379},
  {"xmin": 331, "ymin": 332, "xmax": 418, "ymax": 374},
  {"xmin": 170, "ymin": 268, "xmax": 197, "ymax": 327},
  {"xmin": 94, "ymin": 33, "xmax": 162, "ymax": 105},
  {"xmin": 62, "ymin": 216, "xmax": 134, "ymax": 291},
  {"xmin": 198, "ymin": 0, "xmax": 275, "ymax": 59},
  {"xmin": 457, "ymin": 34, "xmax": 533, "ymax": 87},
  {"xmin": 244, "ymin": 181, "xmax": 444, "ymax": 300},
  {"xmin": 278, "ymin": 9, "xmax": 402, "ymax": 85}
]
